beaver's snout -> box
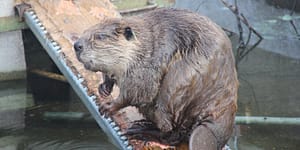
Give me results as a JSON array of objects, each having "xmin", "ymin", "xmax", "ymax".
[{"xmin": 74, "ymin": 41, "xmax": 83, "ymax": 54}]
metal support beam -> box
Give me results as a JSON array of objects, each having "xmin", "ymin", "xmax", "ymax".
[
  {"xmin": 235, "ymin": 116, "xmax": 300, "ymax": 125},
  {"xmin": 0, "ymin": 16, "xmax": 27, "ymax": 33}
]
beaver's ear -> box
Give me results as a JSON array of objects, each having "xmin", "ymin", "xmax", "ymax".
[
  {"xmin": 115, "ymin": 26, "xmax": 136, "ymax": 41},
  {"xmin": 123, "ymin": 27, "xmax": 136, "ymax": 41}
]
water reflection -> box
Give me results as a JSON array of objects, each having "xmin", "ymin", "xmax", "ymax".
[
  {"xmin": 0, "ymin": 80, "xmax": 28, "ymax": 130},
  {"xmin": 0, "ymin": 79, "xmax": 117, "ymax": 150}
]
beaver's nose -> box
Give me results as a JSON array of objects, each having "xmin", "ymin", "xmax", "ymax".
[{"xmin": 74, "ymin": 41, "xmax": 83, "ymax": 54}]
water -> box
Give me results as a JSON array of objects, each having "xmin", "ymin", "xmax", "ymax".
[
  {"xmin": 0, "ymin": 79, "xmax": 118, "ymax": 150},
  {"xmin": 229, "ymin": 125, "xmax": 300, "ymax": 150}
]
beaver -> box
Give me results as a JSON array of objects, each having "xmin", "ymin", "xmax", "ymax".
[{"xmin": 74, "ymin": 8, "xmax": 238, "ymax": 150}]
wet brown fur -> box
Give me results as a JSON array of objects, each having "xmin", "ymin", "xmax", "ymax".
[{"xmin": 75, "ymin": 8, "xmax": 238, "ymax": 150}]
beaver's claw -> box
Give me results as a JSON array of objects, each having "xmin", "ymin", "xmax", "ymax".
[
  {"xmin": 98, "ymin": 75, "xmax": 115, "ymax": 97},
  {"xmin": 99, "ymin": 101, "xmax": 119, "ymax": 117},
  {"xmin": 99, "ymin": 83, "xmax": 112, "ymax": 97}
]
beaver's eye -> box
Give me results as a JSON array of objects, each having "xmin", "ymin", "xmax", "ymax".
[
  {"xmin": 94, "ymin": 33, "xmax": 107, "ymax": 40},
  {"xmin": 124, "ymin": 27, "xmax": 134, "ymax": 40}
]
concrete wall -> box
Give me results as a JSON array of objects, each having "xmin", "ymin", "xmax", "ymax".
[
  {"xmin": 0, "ymin": 2, "xmax": 31, "ymax": 146},
  {"xmin": 0, "ymin": 0, "xmax": 15, "ymax": 17},
  {"xmin": 0, "ymin": 0, "xmax": 26, "ymax": 81}
]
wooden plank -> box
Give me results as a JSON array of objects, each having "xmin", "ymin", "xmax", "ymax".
[{"xmin": 0, "ymin": 16, "xmax": 27, "ymax": 32}]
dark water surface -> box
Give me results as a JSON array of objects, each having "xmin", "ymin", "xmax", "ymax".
[{"xmin": 0, "ymin": 79, "xmax": 118, "ymax": 150}]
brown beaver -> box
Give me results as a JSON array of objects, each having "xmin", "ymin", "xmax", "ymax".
[{"xmin": 74, "ymin": 8, "xmax": 238, "ymax": 150}]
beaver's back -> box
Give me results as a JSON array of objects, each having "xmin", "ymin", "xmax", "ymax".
[
  {"xmin": 133, "ymin": 8, "xmax": 228, "ymax": 60},
  {"xmin": 128, "ymin": 9, "xmax": 238, "ymax": 147}
]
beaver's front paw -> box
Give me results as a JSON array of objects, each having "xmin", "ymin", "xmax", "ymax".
[
  {"xmin": 154, "ymin": 110, "xmax": 173, "ymax": 132},
  {"xmin": 98, "ymin": 83, "xmax": 112, "ymax": 97},
  {"xmin": 99, "ymin": 101, "xmax": 119, "ymax": 117},
  {"xmin": 98, "ymin": 74, "xmax": 115, "ymax": 97}
]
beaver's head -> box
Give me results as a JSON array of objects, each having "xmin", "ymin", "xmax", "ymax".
[{"xmin": 74, "ymin": 18, "xmax": 139, "ymax": 78}]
